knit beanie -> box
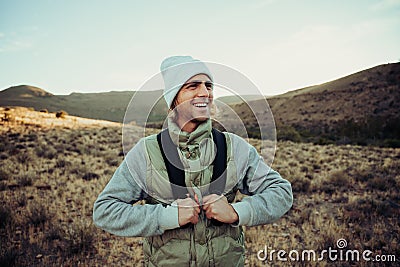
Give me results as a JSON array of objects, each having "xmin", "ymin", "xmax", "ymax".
[{"xmin": 160, "ymin": 56, "xmax": 213, "ymax": 108}]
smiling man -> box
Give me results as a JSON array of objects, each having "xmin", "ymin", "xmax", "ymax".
[{"xmin": 93, "ymin": 56, "xmax": 293, "ymax": 266}]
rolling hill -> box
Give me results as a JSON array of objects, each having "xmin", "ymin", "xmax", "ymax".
[
  {"xmin": 1, "ymin": 62, "xmax": 399, "ymax": 145},
  {"xmin": 240, "ymin": 62, "xmax": 400, "ymax": 144},
  {"xmin": 0, "ymin": 87, "xmax": 166, "ymax": 124}
]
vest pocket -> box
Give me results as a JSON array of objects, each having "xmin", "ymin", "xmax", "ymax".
[
  {"xmin": 145, "ymin": 238, "xmax": 191, "ymax": 267},
  {"xmin": 210, "ymin": 232, "xmax": 245, "ymax": 267}
]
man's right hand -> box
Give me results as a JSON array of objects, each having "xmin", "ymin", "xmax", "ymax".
[{"xmin": 176, "ymin": 195, "xmax": 200, "ymax": 226}]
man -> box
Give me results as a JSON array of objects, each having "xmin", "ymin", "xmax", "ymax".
[{"xmin": 93, "ymin": 56, "xmax": 293, "ymax": 266}]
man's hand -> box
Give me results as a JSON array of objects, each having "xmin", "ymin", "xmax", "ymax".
[
  {"xmin": 202, "ymin": 194, "xmax": 239, "ymax": 224},
  {"xmin": 176, "ymin": 195, "xmax": 200, "ymax": 226}
]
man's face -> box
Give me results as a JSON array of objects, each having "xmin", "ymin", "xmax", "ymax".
[{"xmin": 173, "ymin": 74, "xmax": 214, "ymax": 125}]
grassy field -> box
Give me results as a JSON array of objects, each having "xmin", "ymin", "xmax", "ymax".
[{"xmin": 1, "ymin": 107, "xmax": 399, "ymax": 266}]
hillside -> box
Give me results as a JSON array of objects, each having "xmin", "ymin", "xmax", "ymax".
[
  {"xmin": 268, "ymin": 63, "xmax": 400, "ymax": 126},
  {"xmin": 1, "ymin": 107, "xmax": 399, "ymax": 266},
  {"xmin": 1, "ymin": 63, "xmax": 399, "ymax": 145},
  {"xmin": 231, "ymin": 63, "xmax": 400, "ymax": 145},
  {"xmin": 0, "ymin": 86, "xmax": 166, "ymax": 124}
]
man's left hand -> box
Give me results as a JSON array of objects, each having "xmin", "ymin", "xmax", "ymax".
[{"xmin": 202, "ymin": 194, "xmax": 239, "ymax": 224}]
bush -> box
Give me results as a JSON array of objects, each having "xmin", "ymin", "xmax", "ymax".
[
  {"xmin": 55, "ymin": 158, "xmax": 70, "ymax": 168},
  {"xmin": 291, "ymin": 176, "xmax": 311, "ymax": 193},
  {"xmin": 353, "ymin": 168, "xmax": 374, "ymax": 182},
  {"xmin": 318, "ymin": 171, "xmax": 350, "ymax": 193},
  {"xmin": 45, "ymin": 225, "xmax": 64, "ymax": 241},
  {"xmin": 39, "ymin": 109, "xmax": 48, "ymax": 113},
  {"xmin": 0, "ymin": 206, "xmax": 13, "ymax": 229},
  {"xmin": 344, "ymin": 197, "xmax": 400, "ymax": 223},
  {"xmin": 56, "ymin": 110, "xmax": 68, "ymax": 118},
  {"xmin": 17, "ymin": 172, "xmax": 34, "ymax": 187},
  {"xmin": 277, "ymin": 125, "xmax": 302, "ymax": 142},
  {"xmin": 366, "ymin": 176, "xmax": 397, "ymax": 191},
  {"xmin": 0, "ymin": 245, "xmax": 18, "ymax": 267},
  {"xmin": 330, "ymin": 170, "xmax": 350, "ymax": 187},
  {"xmin": 82, "ymin": 172, "xmax": 99, "ymax": 181},
  {"xmin": 26, "ymin": 201, "xmax": 51, "ymax": 226},
  {"xmin": 383, "ymin": 139, "xmax": 400, "ymax": 148},
  {"xmin": 35, "ymin": 145, "xmax": 57, "ymax": 159},
  {"xmin": 65, "ymin": 222, "xmax": 96, "ymax": 255},
  {"xmin": 0, "ymin": 169, "xmax": 10, "ymax": 181}
]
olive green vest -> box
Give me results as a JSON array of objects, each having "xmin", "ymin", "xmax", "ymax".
[{"xmin": 143, "ymin": 133, "xmax": 245, "ymax": 267}]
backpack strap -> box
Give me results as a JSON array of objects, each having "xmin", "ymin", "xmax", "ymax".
[
  {"xmin": 156, "ymin": 128, "xmax": 227, "ymax": 200},
  {"xmin": 157, "ymin": 129, "xmax": 188, "ymax": 199},
  {"xmin": 210, "ymin": 128, "xmax": 227, "ymax": 195}
]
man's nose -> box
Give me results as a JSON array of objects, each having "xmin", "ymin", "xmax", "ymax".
[{"xmin": 197, "ymin": 82, "xmax": 210, "ymax": 97}]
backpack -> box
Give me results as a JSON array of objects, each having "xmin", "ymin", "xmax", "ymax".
[{"xmin": 156, "ymin": 128, "xmax": 227, "ymax": 199}]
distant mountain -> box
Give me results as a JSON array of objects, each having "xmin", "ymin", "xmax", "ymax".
[
  {"xmin": 232, "ymin": 62, "xmax": 400, "ymax": 145},
  {"xmin": 217, "ymin": 95, "xmax": 265, "ymax": 105},
  {"xmin": 0, "ymin": 86, "xmax": 166, "ymax": 124},
  {"xmin": 268, "ymin": 63, "xmax": 400, "ymax": 127},
  {"xmin": 1, "ymin": 85, "xmax": 53, "ymax": 98},
  {"xmin": 1, "ymin": 62, "xmax": 399, "ymax": 145}
]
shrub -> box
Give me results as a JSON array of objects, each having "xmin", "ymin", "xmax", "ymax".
[
  {"xmin": 1, "ymin": 112, "xmax": 15, "ymax": 122},
  {"xmin": 383, "ymin": 138, "xmax": 400, "ymax": 148},
  {"xmin": 277, "ymin": 125, "xmax": 302, "ymax": 142},
  {"xmin": 0, "ymin": 245, "xmax": 18, "ymax": 267},
  {"xmin": 366, "ymin": 176, "xmax": 397, "ymax": 191},
  {"xmin": 17, "ymin": 152, "xmax": 31, "ymax": 164},
  {"xmin": 16, "ymin": 193, "xmax": 27, "ymax": 207},
  {"xmin": 65, "ymin": 222, "xmax": 96, "ymax": 255},
  {"xmin": 105, "ymin": 157, "xmax": 119, "ymax": 167},
  {"xmin": 82, "ymin": 172, "xmax": 99, "ymax": 181},
  {"xmin": 39, "ymin": 109, "xmax": 48, "ymax": 113},
  {"xmin": 0, "ymin": 206, "xmax": 13, "ymax": 229},
  {"xmin": 55, "ymin": 158, "xmax": 70, "ymax": 168},
  {"xmin": 353, "ymin": 168, "xmax": 374, "ymax": 182},
  {"xmin": 318, "ymin": 170, "xmax": 350, "ymax": 193},
  {"xmin": 56, "ymin": 110, "xmax": 68, "ymax": 118},
  {"xmin": 0, "ymin": 181, "xmax": 7, "ymax": 191},
  {"xmin": 26, "ymin": 201, "xmax": 51, "ymax": 226},
  {"xmin": 330, "ymin": 170, "xmax": 350, "ymax": 187},
  {"xmin": 17, "ymin": 172, "xmax": 34, "ymax": 187},
  {"xmin": 45, "ymin": 225, "xmax": 64, "ymax": 241},
  {"xmin": 343, "ymin": 197, "xmax": 400, "ymax": 223},
  {"xmin": 291, "ymin": 176, "xmax": 311, "ymax": 193},
  {"xmin": 35, "ymin": 145, "xmax": 57, "ymax": 159},
  {"xmin": 0, "ymin": 169, "xmax": 10, "ymax": 181}
]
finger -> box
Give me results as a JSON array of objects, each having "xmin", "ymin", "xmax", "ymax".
[
  {"xmin": 191, "ymin": 213, "xmax": 199, "ymax": 224},
  {"xmin": 194, "ymin": 206, "xmax": 201, "ymax": 214},
  {"xmin": 203, "ymin": 194, "xmax": 220, "ymax": 204},
  {"xmin": 205, "ymin": 210, "xmax": 214, "ymax": 220},
  {"xmin": 202, "ymin": 194, "xmax": 214, "ymax": 204}
]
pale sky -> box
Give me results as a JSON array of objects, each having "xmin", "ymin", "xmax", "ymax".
[{"xmin": 1, "ymin": 0, "xmax": 399, "ymax": 96}]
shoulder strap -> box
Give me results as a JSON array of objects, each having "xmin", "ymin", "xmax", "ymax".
[
  {"xmin": 156, "ymin": 128, "xmax": 227, "ymax": 199},
  {"xmin": 210, "ymin": 128, "xmax": 227, "ymax": 195},
  {"xmin": 157, "ymin": 129, "xmax": 188, "ymax": 199}
]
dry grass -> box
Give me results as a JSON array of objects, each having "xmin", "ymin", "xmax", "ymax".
[{"xmin": 1, "ymin": 107, "xmax": 399, "ymax": 266}]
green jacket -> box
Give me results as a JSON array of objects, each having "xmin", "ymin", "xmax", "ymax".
[{"xmin": 93, "ymin": 122, "xmax": 293, "ymax": 266}]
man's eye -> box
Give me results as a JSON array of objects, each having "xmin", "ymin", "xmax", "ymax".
[
  {"xmin": 205, "ymin": 82, "xmax": 213, "ymax": 89},
  {"xmin": 185, "ymin": 82, "xmax": 199, "ymax": 89}
]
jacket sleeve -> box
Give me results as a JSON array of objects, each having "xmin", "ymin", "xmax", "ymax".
[
  {"xmin": 229, "ymin": 134, "xmax": 293, "ymax": 226},
  {"xmin": 92, "ymin": 139, "xmax": 180, "ymax": 237}
]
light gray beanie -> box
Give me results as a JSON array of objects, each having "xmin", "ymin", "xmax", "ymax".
[{"xmin": 160, "ymin": 56, "xmax": 213, "ymax": 108}]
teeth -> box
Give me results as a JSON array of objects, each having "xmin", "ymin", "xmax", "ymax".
[{"xmin": 194, "ymin": 103, "xmax": 207, "ymax": 107}]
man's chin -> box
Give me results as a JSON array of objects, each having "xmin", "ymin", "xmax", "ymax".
[{"xmin": 191, "ymin": 116, "xmax": 209, "ymax": 123}]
